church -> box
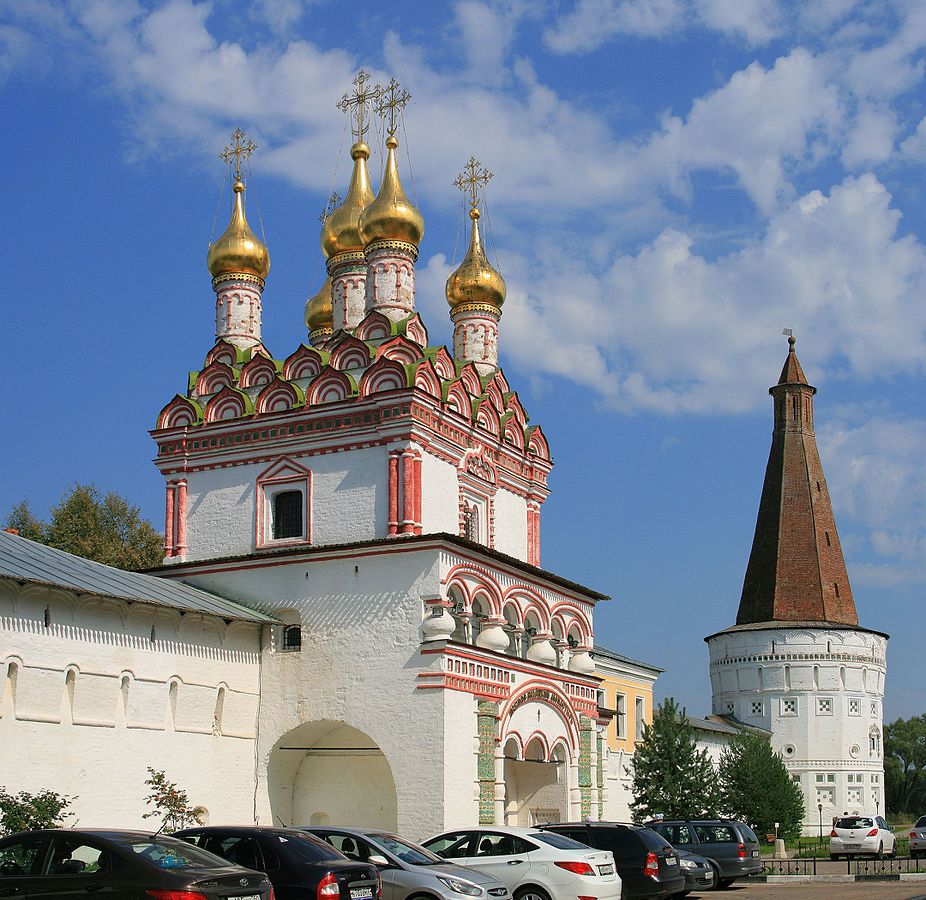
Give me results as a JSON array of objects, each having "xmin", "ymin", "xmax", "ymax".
[
  {"xmin": 0, "ymin": 72, "xmax": 887, "ymax": 839},
  {"xmin": 1, "ymin": 76, "xmax": 623, "ymax": 836}
]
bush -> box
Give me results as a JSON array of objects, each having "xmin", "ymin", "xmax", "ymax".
[{"xmin": 0, "ymin": 787, "xmax": 74, "ymax": 836}]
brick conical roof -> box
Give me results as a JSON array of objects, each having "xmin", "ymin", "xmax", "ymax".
[{"xmin": 736, "ymin": 338, "xmax": 858, "ymax": 626}]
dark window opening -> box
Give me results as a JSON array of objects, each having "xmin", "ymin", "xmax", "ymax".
[
  {"xmin": 273, "ymin": 490, "xmax": 303, "ymax": 539},
  {"xmin": 283, "ymin": 624, "xmax": 302, "ymax": 651}
]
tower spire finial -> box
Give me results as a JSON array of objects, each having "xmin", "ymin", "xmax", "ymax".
[
  {"xmin": 220, "ymin": 127, "xmax": 257, "ymax": 183},
  {"xmin": 337, "ymin": 69, "xmax": 382, "ymax": 142},
  {"xmin": 454, "ymin": 156, "xmax": 493, "ymax": 213}
]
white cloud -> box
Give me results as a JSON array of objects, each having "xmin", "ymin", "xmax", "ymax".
[
  {"xmin": 637, "ymin": 49, "xmax": 843, "ymax": 213},
  {"xmin": 498, "ymin": 175, "xmax": 926, "ymax": 414},
  {"xmin": 544, "ymin": 0, "xmax": 688, "ymax": 53},
  {"xmin": 899, "ymin": 114, "xmax": 926, "ymax": 161},
  {"xmin": 840, "ymin": 103, "xmax": 898, "ymax": 168},
  {"xmin": 818, "ymin": 415, "xmax": 926, "ymax": 586},
  {"xmin": 694, "ymin": 0, "xmax": 782, "ymax": 45}
]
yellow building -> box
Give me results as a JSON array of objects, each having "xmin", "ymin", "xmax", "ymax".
[{"xmin": 594, "ymin": 644, "xmax": 663, "ymax": 820}]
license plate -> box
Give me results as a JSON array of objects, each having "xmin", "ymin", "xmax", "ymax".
[
  {"xmin": 350, "ymin": 890, "xmax": 373, "ymax": 900},
  {"xmin": 844, "ymin": 844, "xmax": 859, "ymax": 850},
  {"xmin": 234, "ymin": 895, "xmax": 260, "ymax": 900},
  {"xmin": 597, "ymin": 864, "xmax": 614, "ymax": 875},
  {"xmin": 751, "ymin": 850, "xmax": 759, "ymax": 857},
  {"xmin": 666, "ymin": 858, "xmax": 677, "ymax": 866}
]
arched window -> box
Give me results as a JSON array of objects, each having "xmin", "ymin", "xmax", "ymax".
[
  {"xmin": 282, "ymin": 624, "xmax": 302, "ymax": 652},
  {"xmin": 503, "ymin": 605, "xmax": 519, "ymax": 657},
  {"xmin": 448, "ymin": 588, "xmax": 467, "ymax": 643},
  {"xmin": 522, "ymin": 613, "xmax": 540, "ymax": 658},
  {"xmin": 273, "ymin": 491, "xmax": 303, "ymax": 540}
]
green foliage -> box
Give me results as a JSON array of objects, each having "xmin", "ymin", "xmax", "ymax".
[
  {"xmin": 0, "ymin": 786, "xmax": 74, "ymax": 836},
  {"xmin": 630, "ymin": 697, "xmax": 721, "ymax": 821},
  {"xmin": 5, "ymin": 484, "xmax": 162, "ymax": 571},
  {"xmin": 142, "ymin": 768, "xmax": 203, "ymax": 831},
  {"xmin": 718, "ymin": 731, "xmax": 805, "ymax": 840},
  {"xmin": 885, "ymin": 714, "xmax": 926, "ymax": 815}
]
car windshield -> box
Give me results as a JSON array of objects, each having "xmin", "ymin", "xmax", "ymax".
[
  {"xmin": 530, "ymin": 832, "xmax": 589, "ymax": 850},
  {"xmin": 368, "ymin": 834, "xmax": 442, "ymax": 866},
  {"xmin": 835, "ymin": 817, "xmax": 873, "ymax": 829},
  {"xmin": 121, "ymin": 836, "xmax": 230, "ymax": 870}
]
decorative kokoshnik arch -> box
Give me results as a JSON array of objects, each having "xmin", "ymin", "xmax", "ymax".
[{"xmin": 499, "ymin": 680, "xmax": 582, "ymax": 752}]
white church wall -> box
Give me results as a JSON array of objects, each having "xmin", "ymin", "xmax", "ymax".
[
  {"xmin": 0, "ymin": 580, "xmax": 261, "ymax": 828},
  {"xmin": 178, "ymin": 545, "xmax": 456, "ymax": 838},
  {"xmin": 183, "ymin": 446, "xmax": 388, "ymax": 561},
  {"xmin": 492, "ymin": 488, "xmax": 528, "ymax": 561},
  {"xmin": 440, "ymin": 687, "xmax": 480, "ymax": 835},
  {"xmin": 420, "ymin": 450, "xmax": 460, "ymax": 535}
]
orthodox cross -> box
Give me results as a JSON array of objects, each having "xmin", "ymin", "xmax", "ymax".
[
  {"xmin": 376, "ymin": 77, "xmax": 411, "ymax": 138},
  {"xmin": 337, "ymin": 69, "xmax": 382, "ymax": 142},
  {"xmin": 782, "ymin": 328, "xmax": 793, "ymax": 338},
  {"xmin": 319, "ymin": 192, "xmax": 342, "ymax": 224},
  {"xmin": 453, "ymin": 156, "xmax": 493, "ymax": 211},
  {"xmin": 220, "ymin": 128, "xmax": 257, "ymax": 182}
]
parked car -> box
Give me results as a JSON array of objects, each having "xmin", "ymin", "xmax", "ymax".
[
  {"xmin": 302, "ymin": 825, "xmax": 512, "ymax": 900},
  {"xmin": 541, "ymin": 822, "xmax": 685, "ymax": 899},
  {"xmin": 829, "ymin": 814, "xmax": 896, "ymax": 860},
  {"xmin": 0, "ymin": 828, "xmax": 272, "ymax": 898},
  {"xmin": 176, "ymin": 825, "xmax": 380, "ymax": 900},
  {"xmin": 909, "ymin": 816, "xmax": 926, "ymax": 859},
  {"xmin": 421, "ymin": 825, "xmax": 621, "ymax": 900},
  {"xmin": 644, "ymin": 819, "xmax": 762, "ymax": 888},
  {"xmin": 674, "ymin": 848, "xmax": 715, "ymax": 896}
]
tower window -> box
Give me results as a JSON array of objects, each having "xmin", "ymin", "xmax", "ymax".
[
  {"xmin": 782, "ymin": 697, "xmax": 797, "ymax": 715},
  {"xmin": 849, "ymin": 698, "xmax": 861, "ymax": 716},
  {"xmin": 834, "ymin": 582, "xmax": 840, "ymax": 598},
  {"xmin": 825, "ymin": 531, "xmax": 831, "ymax": 546},
  {"xmin": 273, "ymin": 490, "xmax": 303, "ymax": 540},
  {"xmin": 463, "ymin": 503, "xmax": 479, "ymax": 542}
]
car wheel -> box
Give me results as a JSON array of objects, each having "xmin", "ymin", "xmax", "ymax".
[
  {"xmin": 707, "ymin": 863, "xmax": 724, "ymax": 890},
  {"xmin": 717, "ymin": 879, "xmax": 734, "ymax": 889},
  {"xmin": 876, "ymin": 842, "xmax": 884, "ymax": 860},
  {"xmin": 514, "ymin": 887, "xmax": 551, "ymax": 900}
]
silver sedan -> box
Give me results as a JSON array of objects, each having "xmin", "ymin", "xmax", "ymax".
[
  {"xmin": 910, "ymin": 816, "xmax": 926, "ymax": 859},
  {"xmin": 302, "ymin": 827, "xmax": 512, "ymax": 900}
]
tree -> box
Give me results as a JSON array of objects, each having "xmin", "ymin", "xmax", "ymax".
[
  {"xmin": 718, "ymin": 731, "xmax": 805, "ymax": 840},
  {"xmin": 0, "ymin": 787, "xmax": 74, "ymax": 836},
  {"xmin": 885, "ymin": 714, "xmax": 926, "ymax": 815},
  {"xmin": 630, "ymin": 697, "xmax": 721, "ymax": 821},
  {"xmin": 5, "ymin": 484, "xmax": 162, "ymax": 571},
  {"xmin": 142, "ymin": 768, "xmax": 203, "ymax": 831}
]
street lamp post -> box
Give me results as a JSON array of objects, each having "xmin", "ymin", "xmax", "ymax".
[{"xmin": 818, "ymin": 802, "xmax": 823, "ymax": 843}]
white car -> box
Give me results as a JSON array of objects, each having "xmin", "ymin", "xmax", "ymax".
[
  {"xmin": 421, "ymin": 825, "xmax": 622, "ymax": 900},
  {"xmin": 830, "ymin": 814, "xmax": 896, "ymax": 860},
  {"xmin": 909, "ymin": 816, "xmax": 926, "ymax": 859}
]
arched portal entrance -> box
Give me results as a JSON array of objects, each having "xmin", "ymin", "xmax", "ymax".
[
  {"xmin": 267, "ymin": 721, "xmax": 398, "ymax": 829},
  {"xmin": 502, "ymin": 735, "xmax": 570, "ymax": 825}
]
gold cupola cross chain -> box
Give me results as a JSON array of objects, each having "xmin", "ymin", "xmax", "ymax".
[
  {"xmin": 337, "ymin": 69, "xmax": 383, "ymax": 142},
  {"xmin": 219, "ymin": 128, "xmax": 257, "ymax": 182},
  {"xmin": 454, "ymin": 156, "xmax": 493, "ymax": 210}
]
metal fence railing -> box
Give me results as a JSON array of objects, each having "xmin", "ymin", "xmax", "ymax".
[{"xmin": 761, "ymin": 855, "xmax": 926, "ymax": 877}]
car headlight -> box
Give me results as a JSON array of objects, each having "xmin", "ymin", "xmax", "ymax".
[
  {"xmin": 679, "ymin": 859, "xmax": 698, "ymax": 869},
  {"xmin": 437, "ymin": 876, "xmax": 483, "ymax": 896}
]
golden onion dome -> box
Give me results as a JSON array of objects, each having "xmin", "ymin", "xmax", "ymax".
[
  {"xmin": 359, "ymin": 136, "xmax": 424, "ymax": 248},
  {"xmin": 446, "ymin": 208, "xmax": 505, "ymax": 313},
  {"xmin": 305, "ymin": 276, "xmax": 333, "ymax": 335},
  {"xmin": 207, "ymin": 179, "xmax": 270, "ymax": 281},
  {"xmin": 321, "ymin": 142, "xmax": 375, "ymax": 258}
]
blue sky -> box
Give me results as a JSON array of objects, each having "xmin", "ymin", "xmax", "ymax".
[{"xmin": 3, "ymin": 0, "xmax": 926, "ymax": 721}]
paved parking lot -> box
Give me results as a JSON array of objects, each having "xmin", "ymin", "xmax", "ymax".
[{"xmin": 682, "ymin": 881, "xmax": 926, "ymax": 899}]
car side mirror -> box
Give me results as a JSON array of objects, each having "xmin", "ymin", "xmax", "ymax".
[{"xmin": 368, "ymin": 854, "xmax": 390, "ymax": 867}]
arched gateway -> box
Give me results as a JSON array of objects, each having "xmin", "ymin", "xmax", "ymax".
[{"xmin": 267, "ymin": 721, "xmax": 398, "ymax": 829}]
